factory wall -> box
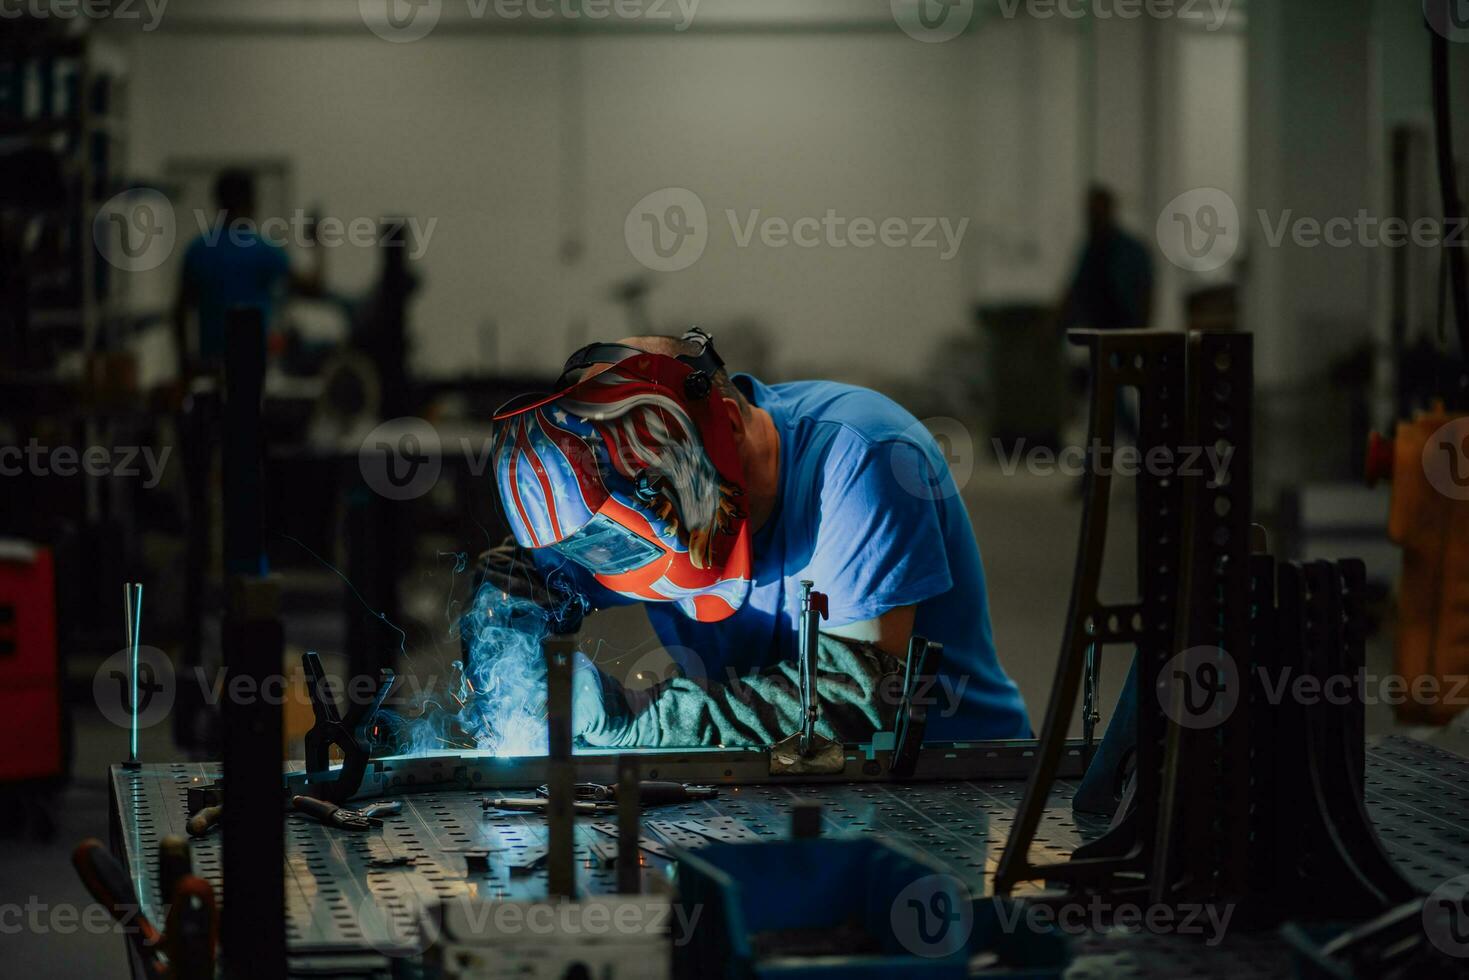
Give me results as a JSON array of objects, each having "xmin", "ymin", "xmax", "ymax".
[{"xmin": 112, "ymin": 1, "xmax": 1244, "ymax": 388}]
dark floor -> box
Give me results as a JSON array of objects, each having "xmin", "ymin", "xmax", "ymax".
[{"xmin": 4, "ymin": 461, "xmax": 1466, "ymax": 978}]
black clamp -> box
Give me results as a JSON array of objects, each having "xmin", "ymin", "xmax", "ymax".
[
  {"xmin": 302, "ymin": 652, "xmax": 395, "ymax": 804},
  {"xmin": 889, "ymin": 635, "xmax": 943, "ymax": 779}
]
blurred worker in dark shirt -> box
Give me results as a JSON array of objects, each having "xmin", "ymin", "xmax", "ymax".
[
  {"xmin": 172, "ymin": 168, "xmax": 324, "ymax": 377},
  {"xmin": 1056, "ymin": 185, "xmax": 1155, "ymax": 444},
  {"xmin": 1058, "ymin": 184, "xmax": 1154, "ymax": 333}
]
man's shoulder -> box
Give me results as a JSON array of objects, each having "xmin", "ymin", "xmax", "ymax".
[{"xmin": 767, "ymin": 379, "xmax": 923, "ymax": 449}]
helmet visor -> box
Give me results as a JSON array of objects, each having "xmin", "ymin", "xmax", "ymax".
[{"xmin": 548, "ymin": 513, "xmax": 663, "ymax": 576}]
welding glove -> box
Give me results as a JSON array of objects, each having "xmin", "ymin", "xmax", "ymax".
[
  {"xmin": 574, "ymin": 633, "xmax": 903, "ymax": 749},
  {"xmin": 477, "ymin": 537, "xmax": 590, "ymax": 635}
]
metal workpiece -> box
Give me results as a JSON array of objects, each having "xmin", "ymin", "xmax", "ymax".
[
  {"xmin": 279, "ymin": 737, "xmax": 1089, "ymax": 803},
  {"xmin": 110, "ymin": 738, "xmax": 1469, "ymax": 977}
]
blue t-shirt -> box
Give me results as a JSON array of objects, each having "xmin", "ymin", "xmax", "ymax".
[
  {"xmin": 181, "ymin": 230, "xmax": 291, "ymax": 360},
  {"xmin": 555, "ymin": 375, "xmax": 1031, "ymax": 742}
]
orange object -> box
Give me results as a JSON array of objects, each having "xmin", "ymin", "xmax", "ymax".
[{"xmin": 1380, "ymin": 404, "xmax": 1469, "ymax": 725}]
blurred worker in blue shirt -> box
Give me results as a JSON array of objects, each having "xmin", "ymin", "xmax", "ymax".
[{"xmin": 172, "ymin": 169, "xmax": 323, "ymax": 376}]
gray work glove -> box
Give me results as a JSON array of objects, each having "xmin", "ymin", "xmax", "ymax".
[
  {"xmin": 477, "ymin": 537, "xmax": 590, "ymax": 635},
  {"xmin": 576, "ymin": 633, "xmax": 903, "ymax": 749}
]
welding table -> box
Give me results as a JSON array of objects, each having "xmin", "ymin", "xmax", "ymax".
[{"xmin": 109, "ymin": 736, "xmax": 1469, "ymax": 978}]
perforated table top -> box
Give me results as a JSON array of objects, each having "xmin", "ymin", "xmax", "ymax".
[{"xmin": 110, "ymin": 735, "xmax": 1469, "ymax": 977}]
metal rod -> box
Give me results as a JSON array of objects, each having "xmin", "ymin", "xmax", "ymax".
[
  {"xmin": 798, "ymin": 581, "xmax": 818, "ymax": 755},
  {"xmin": 130, "ymin": 583, "xmax": 142, "ymax": 765}
]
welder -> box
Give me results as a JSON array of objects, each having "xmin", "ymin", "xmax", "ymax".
[{"xmin": 486, "ymin": 329, "xmax": 1030, "ymax": 748}]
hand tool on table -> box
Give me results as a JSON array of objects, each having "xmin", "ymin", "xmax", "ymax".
[
  {"xmin": 73, "ymin": 838, "xmax": 166, "ymax": 976},
  {"xmin": 74, "ymin": 837, "xmax": 225, "ymax": 980},
  {"xmin": 186, "ymin": 805, "xmax": 223, "ymax": 838},
  {"xmin": 533, "ymin": 781, "xmax": 719, "ymax": 805},
  {"xmin": 291, "ymin": 795, "xmax": 401, "ymax": 830},
  {"xmin": 483, "ymin": 796, "xmax": 612, "ymax": 815}
]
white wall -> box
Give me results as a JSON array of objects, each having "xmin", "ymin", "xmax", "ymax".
[{"xmin": 113, "ymin": 0, "xmax": 1241, "ymax": 384}]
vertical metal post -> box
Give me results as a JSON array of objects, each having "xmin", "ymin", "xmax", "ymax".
[
  {"xmin": 616, "ymin": 755, "xmax": 641, "ymax": 894},
  {"xmin": 544, "ymin": 638, "xmax": 576, "ymax": 899},
  {"xmin": 219, "ymin": 307, "xmax": 285, "ymax": 980}
]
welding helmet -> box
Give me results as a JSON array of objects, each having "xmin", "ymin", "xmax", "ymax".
[{"xmin": 491, "ymin": 329, "xmax": 752, "ymax": 622}]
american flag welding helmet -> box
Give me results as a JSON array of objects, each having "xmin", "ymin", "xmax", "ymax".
[{"xmin": 491, "ymin": 335, "xmax": 752, "ymax": 622}]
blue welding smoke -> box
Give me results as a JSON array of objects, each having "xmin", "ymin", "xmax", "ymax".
[{"xmin": 394, "ymin": 583, "xmax": 552, "ymax": 758}]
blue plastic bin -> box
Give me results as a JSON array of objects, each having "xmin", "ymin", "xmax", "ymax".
[{"xmin": 673, "ymin": 837, "xmax": 1069, "ymax": 979}]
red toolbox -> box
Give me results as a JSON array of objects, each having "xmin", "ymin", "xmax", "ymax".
[{"xmin": 0, "ymin": 542, "xmax": 64, "ymax": 782}]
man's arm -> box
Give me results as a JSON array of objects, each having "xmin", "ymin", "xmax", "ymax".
[
  {"xmin": 578, "ymin": 631, "xmax": 902, "ymax": 749},
  {"xmin": 825, "ymin": 604, "xmax": 916, "ymax": 660}
]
